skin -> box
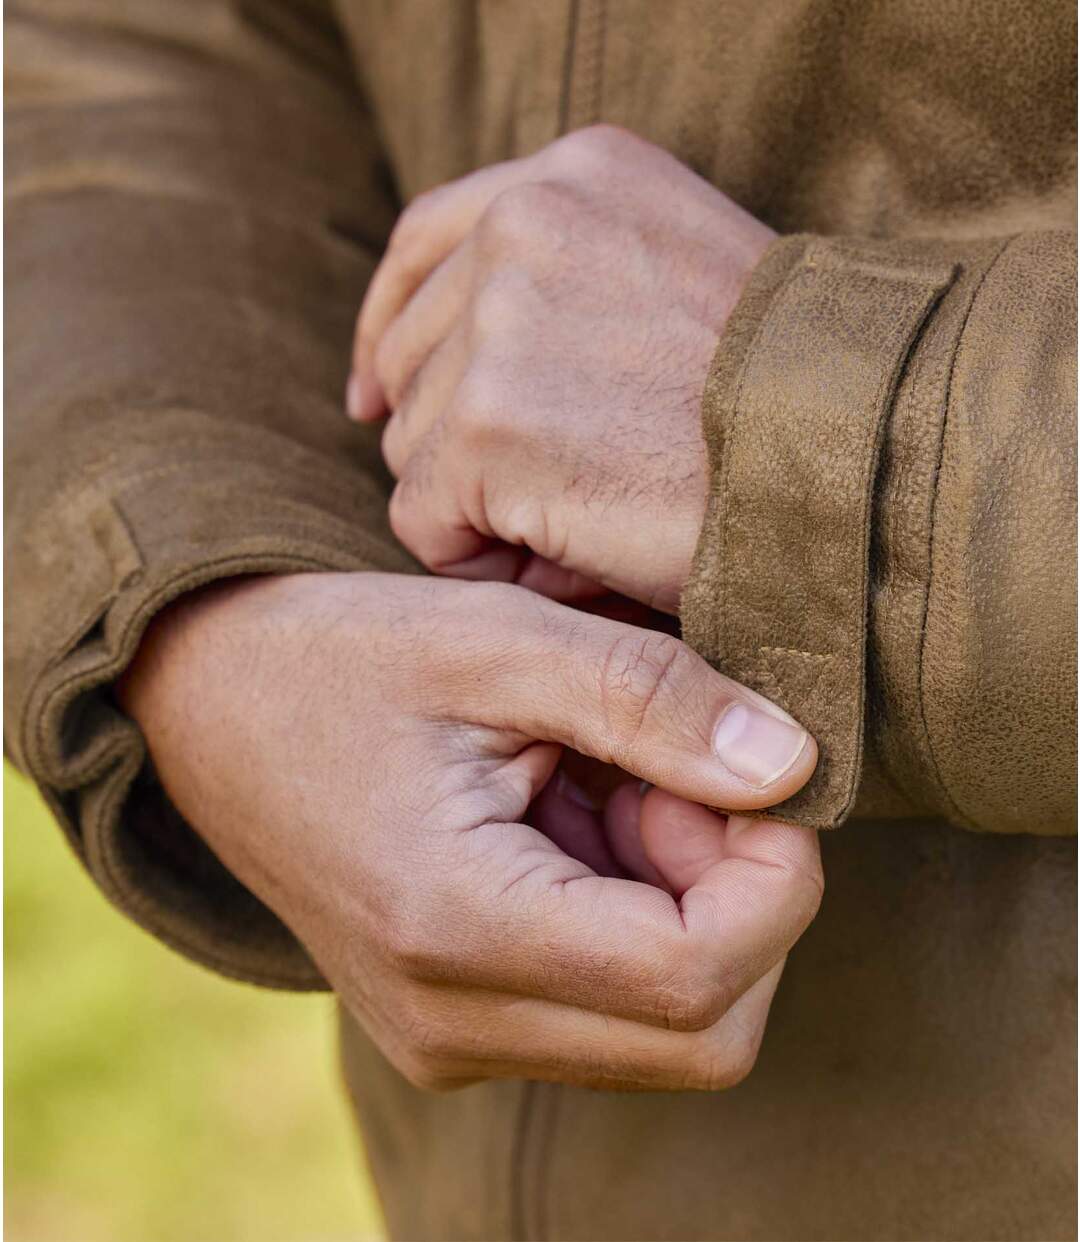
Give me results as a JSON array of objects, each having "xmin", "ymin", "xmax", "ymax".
[
  {"xmin": 348, "ymin": 124, "xmax": 777, "ymax": 613},
  {"xmin": 120, "ymin": 572, "xmax": 821, "ymax": 1092},
  {"xmin": 122, "ymin": 131, "xmax": 819, "ymax": 1093}
]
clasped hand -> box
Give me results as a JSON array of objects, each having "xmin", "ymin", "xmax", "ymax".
[
  {"xmin": 124, "ymin": 128, "xmax": 818, "ymax": 1094},
  {"xmin": 349, "ymin": 124, "xmax": 776, "ymax": 613}
]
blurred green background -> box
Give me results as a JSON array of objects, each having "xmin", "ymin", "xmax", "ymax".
[{"xmin": 4, "ymin": 764, "xmax": 387, "ymax": 1242}]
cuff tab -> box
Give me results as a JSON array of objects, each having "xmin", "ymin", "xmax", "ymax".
[{"xmin": 685, "ymin": 237, "xmax": 956, "ymax": 828}]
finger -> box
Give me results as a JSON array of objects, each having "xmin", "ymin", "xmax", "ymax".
[
  {"xmin": 389, "ymin": 439, "xmax": 492, "ymax": 571},
  {"xmin": 381, "ymin": 330, "xmax": 467, "ymax": 478},
  {"xmin": 514, "ymin": 556, "xmax": 609, "ymax": 603},
  {"xmin": 413, "ymin": 809, "xmax": 816, "ymax": 1032},
  {"xmin": 664, "ymin": 804, "xmax": 823, "ymax": 988},
  {"xmin": 352, "ymin": 156, "xmax": 537, "ymax": 390},
  {"xmin": 527, "ymin": 768, "xmax": 625, "ymax": 878},
  {"xmin": 438, "ymin": 548, "xmax": 608, "ymax": 603},
  {"xmin": 375, "ymin": 963, "xmax": 783, "ymax": 1093},
  {"xmin": 389, "ymin": 430, "xmax": 559, "ymax": 590},
  {"xmin": 344, "ymin": 354, "xmax": 387, "ymax": 423},
  {"xmin": 639, "ymin": 788, "xmax": 730, "ymax": 897},
  {"xmin": 373, "ymin": 235, "xmax": 475, "ymax": 411},
  {"xmin": 603, "ymin": 782, "xmax": 672, "ymax": 889},
  {"xmin": 438, "ymin": 588, "xmax": 819, "ymax": 813}
]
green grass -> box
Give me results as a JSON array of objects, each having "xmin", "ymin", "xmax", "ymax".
[{"xmin": 4, "ymin": 764, "xmax": 387, "ymax": 1242}]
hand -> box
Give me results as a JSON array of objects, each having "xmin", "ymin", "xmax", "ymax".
[
  {"xmin": 120, "ymin": 572, "xmax": 820, "ymax": 1091},
  {"xmin": 347, "ymin": 125, "xmax": 776, "ymax": 612}
]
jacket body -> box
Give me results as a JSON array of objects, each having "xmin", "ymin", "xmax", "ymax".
[{"xmin": 5, "ymin": 2, "xmax": 1076, "ymax": 1238}]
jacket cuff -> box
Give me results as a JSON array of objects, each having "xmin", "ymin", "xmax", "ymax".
[
  {"xmin": 6, "ymin": 415, "xmax": 417, "ymax": 988},
  {"xmin": 681, "ymin": 235, "xmax": 957, "ymax": 829}
]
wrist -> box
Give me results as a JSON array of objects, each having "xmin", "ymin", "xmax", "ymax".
[{"xmin": 116, "ymin": 574, "xmax": 283, "ymax": 725}]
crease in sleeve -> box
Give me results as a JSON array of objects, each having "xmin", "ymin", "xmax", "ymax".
[
  {"xmin": 10, "ymin": 457, "xmax": 418, "ymax": 990},
  {"xmin": 682, "ymin": 236, "xmax": 956, "ymax": 829}
]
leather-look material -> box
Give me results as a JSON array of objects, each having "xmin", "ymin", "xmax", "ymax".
[{"xmin": 5, "ymin": 6, "xmax": 1077, "ymax": 1236}]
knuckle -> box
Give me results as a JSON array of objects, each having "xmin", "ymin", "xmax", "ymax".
[
  {"xmin": 653, "ymin": 978, "xmax": 731, "ymax": 1033},
  {"xmin": 722, "ymin": 1024, "xmax": 764, "ymax": 1087},
  {"xmin": 480, "ymin": 181, "xmax": 571, "ymax": 247},
  {"xmin": 453, "ymin": 362, "xmax": 504, "ymax": 433},
  {"xmin": 383, "ymin": 910, "xmax": 453, "ymax": 984},
  {"xmin": 390, "ymin": 990, "xmax": 482, "ymax": 1093},
  {"xmin": 597, "ymin": 631, "xmax": 693, "ymax": 753},
  {"xmin": 553, "ymin": 123, "xmax": 637, "ymax": 167},
  {"xmin": 395, "ymin": 1048, "xmax": 461, "ymax": 1093},
  {"xmin": 404, "ymin": 1017, "xmax": 461, "ymax": 1068},
  {"xmin": 387, "ymin": 479, "xmax": 415, "ymax": 539},
  {"xmin": 380, "ymin": 414, "xmax": 404, "ymax": 476},
  {"xmin": 472, "ymin": 270, "xmax": 534, "ymax": 338},
  {"xmin": 689, "ymin": 1035, "xmax": 760, "ymax": 1091}
]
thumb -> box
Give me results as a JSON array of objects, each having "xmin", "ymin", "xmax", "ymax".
[{"xmin": 462, "ymin": 589, "xmax": 818, "ymax": 813}]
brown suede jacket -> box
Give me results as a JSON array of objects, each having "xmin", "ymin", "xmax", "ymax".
[{"xmin": 6, "ymin": 0, "xmax": 1076, "ymax": 993}]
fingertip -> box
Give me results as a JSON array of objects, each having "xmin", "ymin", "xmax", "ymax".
[
  {"xmin": 345, "ymin": 373, "xmax": 363, "ymax": 420},
  {"xmin": 345, "ymin": 369, "xmax": 387, "ymax": 421},
  {"xmin": 639, "ymin": 790, "xmax": 729, "ymax": 897}
]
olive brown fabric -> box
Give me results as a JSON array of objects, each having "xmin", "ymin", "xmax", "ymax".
[
  {"xmin": 5, "ymin": 1, "xmax": 1077, "ymax": 1239},
  {"xmin": 682, "ymin": 230, "xmax": 1078, "ymax": 833}
]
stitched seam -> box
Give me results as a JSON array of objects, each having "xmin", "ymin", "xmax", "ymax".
[
  {"xmin": 915, "ymin": 236, "xmax": 1015, "ymax": 830},
  {"xmin": 759, "ymin": 646, "xmax": 837, "ymax": 659},
  {"xmin": 730, "ymin": 244, "xmax": 947, "ymax": 822}
]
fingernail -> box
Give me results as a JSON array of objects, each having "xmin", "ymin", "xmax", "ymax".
[
  {"xmin": 712, "ymin": 702, "xmax": 808, "ymax": 788},
  {"xmin": 739, "ymin": 684, "xmax": 803, "ymax": 727},
  {"xmin": 557, "ymin": 770, "xmax": 597, "ymax": 810},
  {"xmin": 345, "ymin": 372, "xmax": 363, "ymax": 420}
]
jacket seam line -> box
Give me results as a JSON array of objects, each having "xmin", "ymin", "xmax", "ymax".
[
  {"xmin": 535, "ymin": 1084, "xmax": 561, "ymax": 1241},
  {"xmin": 509, "ymin": 1081, "xmax": 538, "ymax": 1241},
  {"xmin": 556, "ymin": 0, "xmax": 580, "ymax": 135}
]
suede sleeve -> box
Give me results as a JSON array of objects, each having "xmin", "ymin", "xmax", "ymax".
[
  {"xmin": 681, "ymin": 232, "xmax": 1077, "ymax": 835},
  {"xmin": 5, "ymin": 0, "xmax": 419, "ymax": 987}
]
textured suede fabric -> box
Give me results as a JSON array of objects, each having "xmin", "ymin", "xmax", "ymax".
[
  {"xmin": 5, "ymin": 1, "xmax": 1077, "ymax": 1238},
  {"xmin": 682, "ymin": 230, "xmax": 1078, "ymax": 833}
]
